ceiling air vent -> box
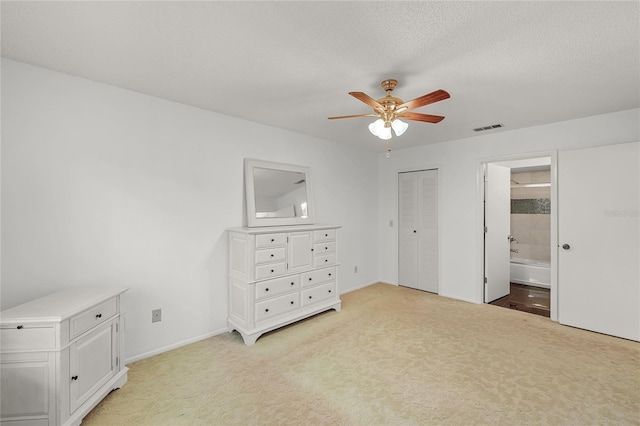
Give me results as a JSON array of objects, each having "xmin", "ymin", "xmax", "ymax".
[{"xmin": 473, "ymin": 123, "xmax": 504, "ymax": 132}]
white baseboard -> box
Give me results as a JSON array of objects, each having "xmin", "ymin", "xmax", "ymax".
[
  {"xmin": 340, "ymin": 280, "xmax": 384, "ymax": 295},
  {"xmin": 125, "ymin": 327, "xmax": 229, "ymax": 364}
]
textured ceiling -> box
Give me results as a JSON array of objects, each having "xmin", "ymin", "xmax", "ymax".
[{"xmin": 2, "ymin": 1, "xmax": 638, "ymax": 153}]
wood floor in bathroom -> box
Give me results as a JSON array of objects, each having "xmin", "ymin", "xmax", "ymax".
[{"xmin": 490, "ymin": 283, "xmax": 551, "ymax": 317}]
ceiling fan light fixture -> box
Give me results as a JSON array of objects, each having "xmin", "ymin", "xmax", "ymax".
[
  {"xmin": 391, "ymin": 119, "xmax": 408, "ymax": 136},
  {"xmin": 368, "ymin": 119, "xmax": 385, "ymax": 136},
  {"xmin": 378, "ymin": 126, "xmax": 392, "ymax": 140}
]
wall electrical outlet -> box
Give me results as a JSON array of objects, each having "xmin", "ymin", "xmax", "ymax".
[{"xmin": 152, "ymin": 309, "xmax": 162, "ymax": 323}]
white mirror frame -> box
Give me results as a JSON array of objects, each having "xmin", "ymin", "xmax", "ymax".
[{"xmin": 244, "ymin": 158, "xmax": 315, "ymax": 227}]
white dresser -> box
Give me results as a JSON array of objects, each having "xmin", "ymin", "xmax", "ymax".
[
  {"xmin": 228, "ymin": 225, "xmax": 341, "ymax": 345},
  {"xmin": 0, "ymin": 286, "xmax": 129, "ymax": 426}
]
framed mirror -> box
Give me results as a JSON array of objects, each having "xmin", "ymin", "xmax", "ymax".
[{"xmin": 244, "ymin": 159, "xmax": 315, "ymax": 227}]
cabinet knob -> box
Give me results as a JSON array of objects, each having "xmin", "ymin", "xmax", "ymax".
[
  {"xmin": 270, "ymin": 254, "xmax": 274, "ymax": 257},
  {"xmin": 325, "ymin": 259, "xmax": 328, "ymax": 263},
  {"xmin": 413, "ymin": 230, "xmax": 417, "ymax": 233},
  {"xmin": 328, "ymin": 290, "xmax": 332, "ymax": 293},
  {"xmin": 325, "ymin": 247, "xmax": 328, "ymax": 250},
  {"xmin": 290, "ymin": 301, "xmax": 294, "ymax": 305},
  {"xmin": 265, "ymin": 288, "xmax": 269, "ymax": 292},
  {"xmin": 325, "ymin": 234, "xmax": 328, "ymax": 237},
  {"xmin": 17, "ymin": 325, "xmax": 24, "ymax": 329},
  {"xmin": 71, "ymin": 375, "xmax": 78, "ymax": 381},
  {"xmin": 308, "ymin": 278, "xmax": 312, "ymax": 281},
  {"xmin": 290, "ymin": 282, "xmax": 295, "ymax": 286},
  {"xmin": 271, "ymin": 238, "xmax": 275, "ymax": 242},
  {"xmin": 328, "ymin": 273, "xmax": 332, "ymax": 277},
  {"xmin": 271, "ymin": 269, "xmax": 274, "ymax": 273},
  {"xmin": 95, "ymin": 314, "xmax": 102, "ymax": 319},
  {"xmin": 265, "ymin": 308, "xmax": 269, "ymax": 313},
  {"xmin": 308, "ymin": 296, "xmax": 312, "ymax": 299}
]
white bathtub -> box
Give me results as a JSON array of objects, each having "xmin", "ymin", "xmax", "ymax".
[{"xmin": 510, "ymin": 257, "xmax": 551, "ymax": 289}]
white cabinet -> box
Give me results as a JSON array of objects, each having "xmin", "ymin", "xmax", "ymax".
[
  {"xmin": 0, "ymin": 287, "xmax": 128, "ymax": 426},
  {"xmin": 228, "ymin": 225, "xmax": 341, "ymax": 345}
]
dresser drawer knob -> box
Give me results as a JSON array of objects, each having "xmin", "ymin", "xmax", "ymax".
[
  {"xmin": 308, "ymin": 278, "xmax": 312, "ymax": 281},
  {"xmin": 325, "ymin": 247, "xmax": 328, "ymax": 250},
  {"xmin": 271, "ymin": 238, "xmax": 275, "ymax": 242},
  {"xmin": 328, "ymin": 290, "xmax": 332, "ymax": 293},
  {"xmin": 290, "ymin": 282, "xmax": 295, "ymax": 286},
  {"xmin": 325, "ymin": 259, "xmax": 328, "ymax": 263},
  {"xmin": 71, "ymin": 375, "xmax": 78, "ymax": 381},
  {"xmin": 17, "ymin": 325, "xmax": 23, "ymax": 329},
  {"xmin": 308, "ymin": 296, "xmax": 312, "ymax": 299},
  {"xmin": 290, "ymin": 301, "xmax": 294, "ymax": 305},
  {"xmin": 95, "ymin": 314, "xmax": 102, "ymax": 319},
  {"xmin": 265, "ymin": 308, "xmax": 269, "ymax": 313},
  {"xmin": 325, "ymin": 233, "xmax": 328, "ymax": 237},
  {"xmin": 265, "ymin": 288, "xmax": 269, "ymax": 292},
  {"xmin": 271, "ymin": 269, "xmax": 274, "ymax": 273},
  {"xmin": 328, "ymin": 273, "xmax": 332, "ymax": 277}
]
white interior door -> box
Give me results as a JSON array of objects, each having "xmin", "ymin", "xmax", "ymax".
[
  {"xmin": 398, "ymin": 172, "xmax": 418, "ymax": 288},
  {"xmin": 558, "ymin": 142, "xmax": 639, "ymax": 341},
  {"xmin": 418, "ymin": 170, "xmax": 438, "ymax": 293},
  {"xmin": 398, "ymin": 169, "xmax": 438, "ymax": 292},
  {"xmin": 485, "ymin": 163, "xmax": 511, "ymax": 303}
]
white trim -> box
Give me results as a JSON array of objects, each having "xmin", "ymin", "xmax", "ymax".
[
  {"xmin": 477, "ymin": 150, "xmax": 558, "ymax": 321},
  {"xmin": 125, "ymin": 328, "xmax": 228, "ymax": 364},
  {"xmin": 340, "ymin": 280, "xmax": 380, "ymax": 294}
]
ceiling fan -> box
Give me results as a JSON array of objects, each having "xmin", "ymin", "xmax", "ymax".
[{"xmin": 328, "ymin": 79, "xmax": 450, "ymax": 156}]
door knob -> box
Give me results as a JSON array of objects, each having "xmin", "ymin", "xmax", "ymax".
[{"xmin": 562, "ymin": 244, "xmax": 571, "ymax": 250}]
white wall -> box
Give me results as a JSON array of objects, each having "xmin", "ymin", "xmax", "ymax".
[
  {"xmin": 0, "ymin": 59, "xmax": 380, "ymax": 360},
  {"xmin": 378, "ymin": 108, "xmax": 639, "ymax": 303}
]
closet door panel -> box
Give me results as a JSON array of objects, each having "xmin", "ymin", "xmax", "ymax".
[
  {"xmin": 398, "ymin": 172, "xmax": 418, "ymax": 288},
  {"xmin": 417, "ymin": 170, "xmax": 438, "ymax": 293}
]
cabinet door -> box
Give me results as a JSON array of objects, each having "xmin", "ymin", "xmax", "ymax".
[
  {"xmin": 287, "ymin": 232, "xmax": 313, "ymax": 273},
  {"xmin": 0, "ymin": 353, "xmax": 53, "ymax": 422},
  {"xmin": 69, "ymin": 319, "xmax": 118, "ymax": 413}
]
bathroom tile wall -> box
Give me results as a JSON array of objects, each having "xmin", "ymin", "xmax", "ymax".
[{"xmin": 510, "ymin": 171, "xmax": 551, "ymax": 262}]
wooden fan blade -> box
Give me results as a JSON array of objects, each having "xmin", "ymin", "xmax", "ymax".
[
  {"xmin": 328, "ymin": 113, "xmax": 378, "ymax": 120},
  {"xmin": 349, "ymin": 92, "xmax": 384, "ymax": 110},
  {"xmin": 397, "ymin": 112, "xmax": 445, "ymax": 123},
  {"xmin": 396, "ymin": 89, "xmax": 450, "ymax": 111}
]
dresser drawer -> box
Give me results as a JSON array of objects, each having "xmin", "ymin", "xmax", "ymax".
[
  {"xmin": 301, "ymin": 266, "xmax": 336, "ymax": 288},
  {"xmin": 302, "ymin": 282, "xmax": 336, "ymax": 307},
  {"xmin": 256, "ymin": 233, "xmax": 286, "ymax": 248},
  {"xmin": 313, "ymin": 253, "xmax": 336, "ymax": 268},
  {"xmin": 0, "ymin": 326, "xmax": 56, "ymax": 351},
  {"xmin": 313, "ymin": 241, "xmax": 336, "ymax": 254},
  {"xmin": 69, "ymin": 297, "xmax": 117, "ymax": 339},
  {"xmin": 255, "ymin": 262, "xmax": 287, "ymax": 280},
  {"xmin": 255, "ymin": 275, "xmax": 300, "ymax": 301},
  {"xmin": 313, "ymin": 229, "xmax": 335, "ymax": 242},
  {"xmin": 255, "ymin": 247, "xmax": 286, "ymax": 264},
  {"xmin": 255, "ymin": 293, "xmax": 300, "ymax": 323}
]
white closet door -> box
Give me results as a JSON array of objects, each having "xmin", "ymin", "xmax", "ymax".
[
  {"xmin": 398, "ymin": 169, "xmax": 438, "ymax": 293},
  {"xmin": 418, "ymin": 170, "xmax": 438, "ymax": 293},
  {"xmin": 558, "ymin": 142, "xmax": 639, "ymax": 341},
  {"xmin": 398, "ymin": 172, "xmax": 419, "ymax": 288}
]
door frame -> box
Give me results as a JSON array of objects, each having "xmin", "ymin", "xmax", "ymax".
[
  {"xmin": 395, "ymin": 165, "xmax": 442, "ymax": 294},
  {"xmin": 477, "ymin": 150, "xmax": 558, "ymax": 321}
]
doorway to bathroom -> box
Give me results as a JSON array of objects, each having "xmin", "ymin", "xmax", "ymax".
[{"xmin": 482, "ymin": 155, "xmax": 554, "ymax": 318}]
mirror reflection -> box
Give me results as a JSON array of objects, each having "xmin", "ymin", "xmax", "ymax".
[
  {"xmin": 245, "ymin": 159, "xmax": 315, "ymax": 227},
  {"xmin": 253, "ymin": 167, "xmax": 308, "ymax": 219}
]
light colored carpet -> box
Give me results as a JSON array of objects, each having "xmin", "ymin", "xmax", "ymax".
[{"xmin": 83, "ymin": 283, "xmax": 640, "ymax": 425}]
